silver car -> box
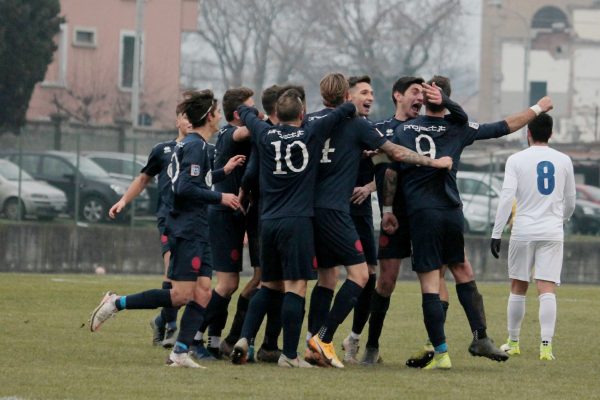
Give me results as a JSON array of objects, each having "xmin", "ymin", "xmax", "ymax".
[
  {"xmin": 0, "ymin": 159, "xmax": 67, "ymax": 220},
  {"xmin": 457, "ymin": 171, "xmax": 503, "ymax": 234}
]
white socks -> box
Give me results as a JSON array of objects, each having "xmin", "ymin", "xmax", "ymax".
[
  {"xmin": 507, "ymin": 293, "xmax": 526, "ymax": 341},
  {"xmin": 539, "ymin": 293, "xmax": 557, "ymax": 343}
]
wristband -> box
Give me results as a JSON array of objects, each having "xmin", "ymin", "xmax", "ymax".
[
  {"xmin": 382, "ymin": 206, "xmax": 393, "ymax": 214},
  {"xmin": 530, "ymin": 104, "xmax": 542, "ymax": 116}
]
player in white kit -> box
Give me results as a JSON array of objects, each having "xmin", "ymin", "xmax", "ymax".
[{"xmin": 490, "ymin": 113, "xmax": 576, "ymax": 361}]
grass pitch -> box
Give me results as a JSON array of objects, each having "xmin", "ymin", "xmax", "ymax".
[{"xmin": 1, "ymin": 273, "xmax": 599, "ymax": 400}]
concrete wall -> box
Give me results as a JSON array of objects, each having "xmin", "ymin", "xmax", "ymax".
[{"xmin": 1, "ymin": 223, "xmax": 599, "ymax": 284}]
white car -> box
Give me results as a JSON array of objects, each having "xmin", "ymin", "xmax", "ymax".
[
  {"xmin": 457, "ymin": 171, "xmax": 503, "ymax": 233},
  {"xmin": 0, "ymin": 159, "xmax": 67, "ymax": 220}
]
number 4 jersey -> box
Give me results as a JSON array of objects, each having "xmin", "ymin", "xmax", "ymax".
[{"xmin": 492, "ymin": 146, "xmax": 576, "ymax": 241}]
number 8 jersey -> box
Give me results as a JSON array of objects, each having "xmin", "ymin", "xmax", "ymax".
[{"xmin": 492, "ymin": 146, "xmax": 576, "ymax": 241}]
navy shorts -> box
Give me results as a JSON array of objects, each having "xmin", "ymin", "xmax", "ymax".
[
  {"xmin": 351, "ymin": 214, "xmax": 377, "ymax": 266},
  {"xmin": 408, "ymin": 208, "xmax": 465, "ymax": 273},
  {"xmin": 157, "ymin": 218, "xmax": 170, "ymax": 256},
  {"xmin": 260, "ymin": 217, "xmax": 317, "ymax": 282},
  {"xmin": 377, "ymin": 214, "xmax": 411, "ymax": 260},
  {"xmin": 314, "ymin": 208, "xmax": 366, "ymax": 269},
  {"xmin": 208, "ymin": 208, "xmax": 248, "ymax": 273},
  {"xmin": 167, "ymin": 236, "xmax": 212, "ymax": 281},
  {"xmin": 245, "ymin": 202, "xmax": 260, "ymax": 267}
]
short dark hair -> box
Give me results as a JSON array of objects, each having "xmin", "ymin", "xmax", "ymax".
[
  {"xmin": 425, "ymin": 75, "xmax": 451, "ymax": 113},
  {"xmin": 320, "ymin": 73, "xmax": 348, "ymax": 107},
  {"xmin": 177, "ymin": 90, "xmax": 217, "ymax": 128},
  {"xmin": 222, "ymin": 87, "xmax": 253, "ymax": 122},
  {"xmin": 348, "ymin": 75, "xmax": 371, "ymax": 89},
  {"xmin": 391, "ymin": 76, "xmax": 424, "ymax": 104},
  {"xmin": 276, "ymin": 88, "xmax": 304, "ymax": 123},
  {"xmin": 261, "ymin": 85, "xmax": 281, "ymax": 116},
  {"xmin": 528, "ymin": 113, "xmax": 553, "ymax": 143},
  {"xmin": 278, "ymin": 84, "xmax": 305, "ymax": 103}
]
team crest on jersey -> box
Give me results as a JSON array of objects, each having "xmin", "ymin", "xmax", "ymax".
[
  {"xmin": 190, "ymin": 164, "xmax": 200, "ymax": 176},
  {"xmin": 468, "ymin": 121, "xmax": 480, "ymax": 130},
  {"xmin": 386, "ymin": 128, "xmax": 394, "ymax": 137},
  {"xmin": 163, "ymin": 146, "xmax": 172, "ymax": 154}
]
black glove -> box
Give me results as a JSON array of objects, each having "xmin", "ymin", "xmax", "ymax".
[{"xmin": 490, "ymin": 238, "xmax": 501, "ymax": 259}]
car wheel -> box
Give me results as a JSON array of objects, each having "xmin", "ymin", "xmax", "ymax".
[
  {"xmin": 3, "ymin": 198, "xmax": 25, "ymax": 220},
  {"xmin": 81, "ymin": 196, "xmax": 107, "ymax": 223}
]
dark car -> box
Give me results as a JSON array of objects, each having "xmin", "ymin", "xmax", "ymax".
[
  {"xmin": 1, "ymin": 151, "xmax": 149, "ymax": 223},
  {"xmin": 83, "ymin": 151, "xmax": 158, "ymax": 215},
  {"xmin": 576, "ymin": 184, "xmax": 600, "ymax": 207},
  {"xmin": 568, "ymin": 199, "xmax": 600, "ymax": 236}
]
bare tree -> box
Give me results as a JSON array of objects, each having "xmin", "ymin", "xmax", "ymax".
[{"xmin": 187, "ymin": 0, "xmax": 468, "ymax": 116}]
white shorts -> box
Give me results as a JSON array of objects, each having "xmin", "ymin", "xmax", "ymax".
[{"xmin": 508, "ymin": 240, "xmax": 563, "ymax": 285}]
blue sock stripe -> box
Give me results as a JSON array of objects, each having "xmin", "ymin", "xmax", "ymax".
[
  {"xmin": 434, "ymin": 342, "xmax": 448, "ymax": 353},
  {"xmin": 175, "ymin": 342, "xmax": 188, "ymax": 351},
  {"xmin": 119, "ymin": 296, "xmax": 127, "ymax": 310}
]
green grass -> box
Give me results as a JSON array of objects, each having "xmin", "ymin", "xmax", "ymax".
[{"xmin": 1, "ymin": 274, "xmax": 599, "ymax": 400}]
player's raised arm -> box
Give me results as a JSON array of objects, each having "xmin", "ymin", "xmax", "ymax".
[
  {"xmin": 308, "ymin": 102, "xmax": 357, "ymax": 142},
  {"xmin": 237, "ymin": 105, "xmax": 271, "ymax": 137},
  {"xmin": 378, "ymin": 140, "xmax": 453, "ymax": 170},
  {"xmin": 423, "ymin": 82, "xmax": 468, "ymax": 124}
]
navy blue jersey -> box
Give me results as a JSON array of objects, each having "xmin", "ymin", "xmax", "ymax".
[
  {"xmin": 166, "ymin": 133, "xmax": 222, "ymax": 240},
  {"xmin": 211, "ymin": 124, "xmax": 251, "ymax": 210},
  {"xmin": 394, "ymin": 118, "xmax": 509, "ymax": 215},
  {"xmin": 350, "ymin": 156, "xmax": 375, "ymax": 216},
  {"xmin": 371, "ymin": 117, "xmax": 404, "ymax": 212},
  {"xmin": 310, "ymin": 108, "xmax": 387, "ymax": 213},
  {"xmin": 239, "ymin": 103, "xmax": 356, "ymax": 220},
  {"xmin": 140, "ymin": 139, "xmax": 177, "ymax": 221}
]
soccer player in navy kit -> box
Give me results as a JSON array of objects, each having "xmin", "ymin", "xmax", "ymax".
[
  {"xmin": 108, "ymin": 108, "xmax": 190, "ymax": 348},
  {"xmin": 90, "ymin": 90, "xmax": 244, "ymax": 368},
  {"xmin": 388, "ymin": 76, "xmax": 553, "ymax": 369},
  {"xmin": 230, "ymin": 87, "xmax": 358, "ymax": 367},
  {"xmin": 340, "ymin": 76, "xmax": 378, "ymax": 364},
  {"xmin": 305, "ymin": 74, "xmax": 453, "ymax": 368},
  {"xmin": 190, "ymin": 87, "xmax": 261, "ymax": 360}
]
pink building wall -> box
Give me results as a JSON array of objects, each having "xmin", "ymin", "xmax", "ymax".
[{"xmin": 27, "ymin": 0, "xmax": 198, "ymax": 129}]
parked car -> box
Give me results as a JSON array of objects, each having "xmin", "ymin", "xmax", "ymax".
[
  {"xmin": 0, "ymin": 159, "xmax": 67, "ymax": 220},
  {"xmin": 576, "ymin": 184, "xmax": 600, "ymax": 206},
  {"xmin": 569, "ymin": 199, "xmax": 600, "ymax": 235},
  {"xmin": 1, "ymin": 151, "xmax": 149, "ymax": 223},
  {"xmin": 456, "ymin": 171, "xmax": 502, "ymax": 233},
  {"xmin": 82, "ymin": 151, "xmax": 157, "ymax": 214}
]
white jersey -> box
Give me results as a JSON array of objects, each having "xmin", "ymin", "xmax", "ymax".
[{"xmin": 492, "ymin": 145, "xmax": 576, "ymax": 241}]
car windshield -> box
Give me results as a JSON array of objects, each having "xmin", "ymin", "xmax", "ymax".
[
  {"xmin": 583, "ymin": 185, "xmax": 600, "ymax": 201},
  {"xmin": 0, "ymin": 161, "xmax": 34, "ymax": 181},
  {"xmin": 63, "ymin": 154, "xmax": 110, "ymax": 178}
]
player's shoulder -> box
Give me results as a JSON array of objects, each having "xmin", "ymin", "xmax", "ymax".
[{"xmin": 306, "ymin": 108, "xmax": 331, "ymax": 122}]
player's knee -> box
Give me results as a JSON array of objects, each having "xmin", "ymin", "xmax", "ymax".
[
  {"xmin": 377, "ymin": 277, "xmax": 396, "ymax": 297},
  {"xmin": 193, "ymin": 285, "xmax": 212, "ymax": 307},
  {"xmin": 347, "ymin": 264, "xmax": 369, "ymax": 287},
  {"xmin": 317, "ymin": 269, "xmax": 338, "ymax": 289},
  {"xmin": 449, "ymin": 262, "xmax": 474, "ymax": 283},
  {"xmin": 170, "ymin": 287, "xmax": 194, "ymax": 306}
]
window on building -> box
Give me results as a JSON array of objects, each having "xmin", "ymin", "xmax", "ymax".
[
  {"xmin": 530, "ymin": 81, "xmax": 547, "ymax": 106},
  {"xmin": 73, "ymin": 27, "xmax": 97, "ymax": 47},
  {"xmin": 531, "ymin": 6, "xmax": 569, "ymax": 30},
  {"xmin": 120, "ymin": 33, "xmax": 135, "ymax": 89}
]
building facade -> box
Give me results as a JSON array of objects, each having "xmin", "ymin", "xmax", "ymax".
[
  {"xmin": 27, "ymin": 0, "xmax": 198, "ymax": 129},
  {"xmin": 479, "ymin": 0, "xmax": 600, "ymax": 142}
]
